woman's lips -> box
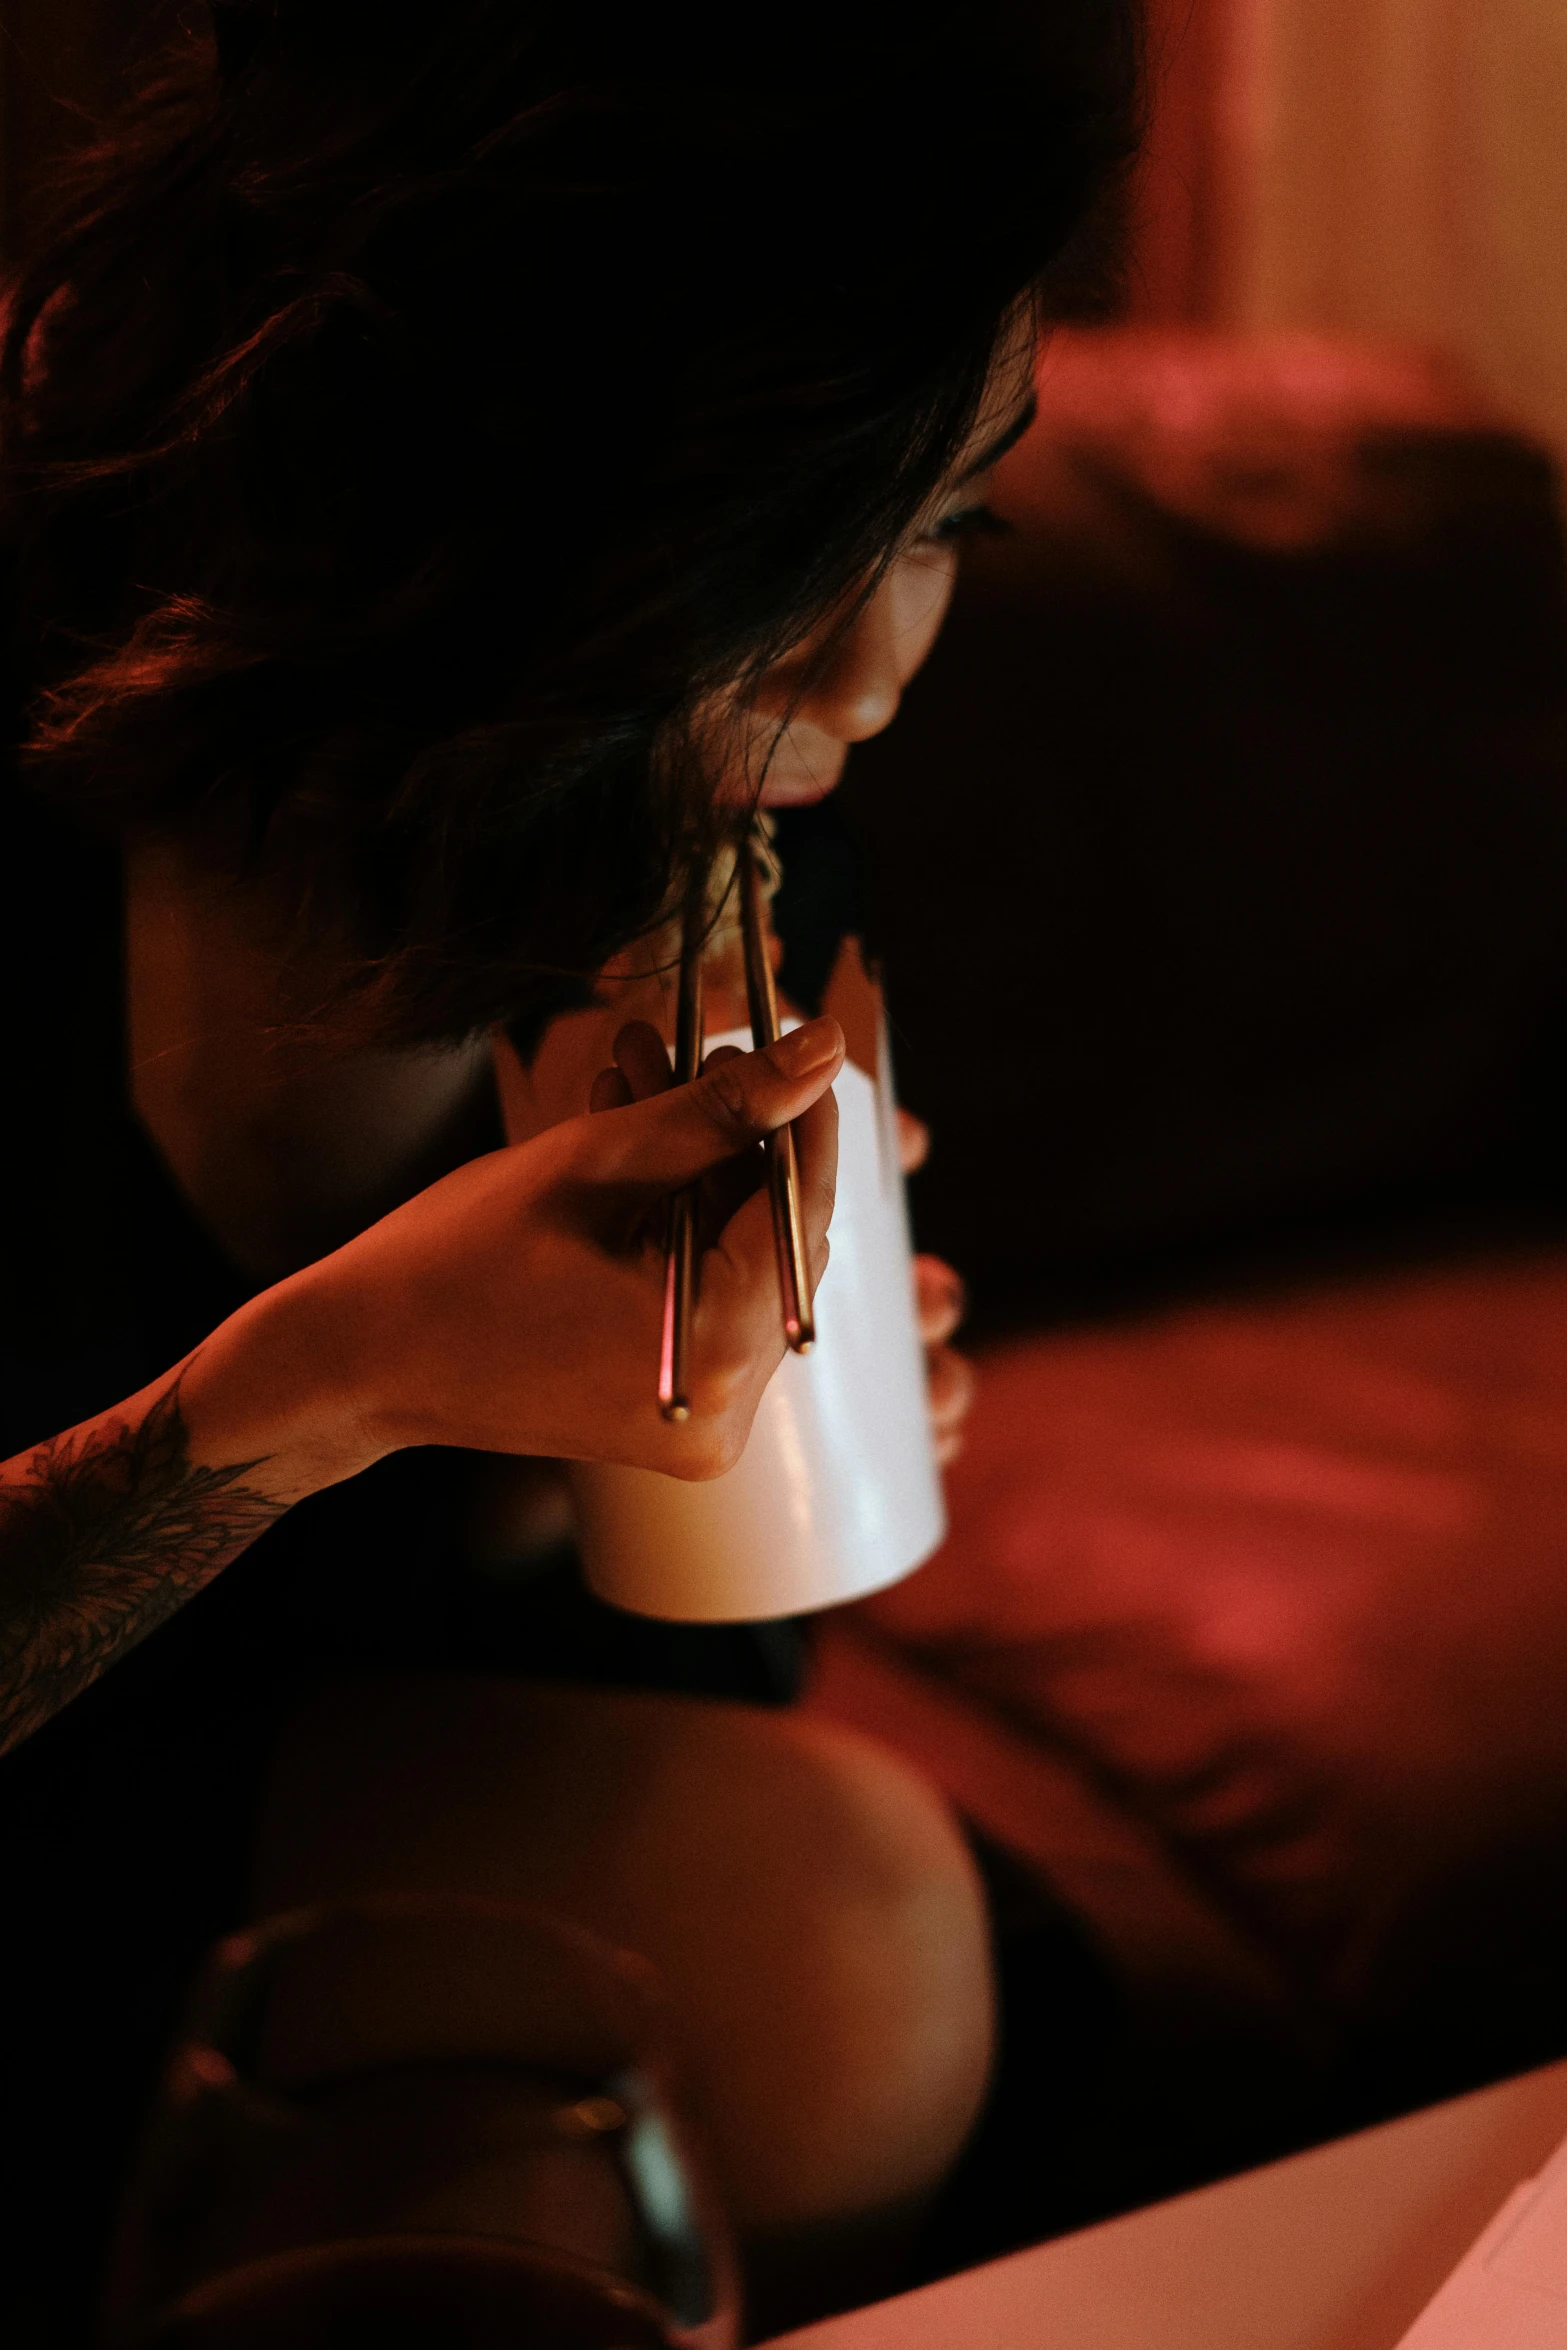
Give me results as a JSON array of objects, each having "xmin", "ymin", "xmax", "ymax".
[
  {"xmin": 756, "ymin": 740, "xmax": 847, "ymax": 807},
  {"xmin": 758, "ymin": 773, "xmax": 839, "ymax": 807}
]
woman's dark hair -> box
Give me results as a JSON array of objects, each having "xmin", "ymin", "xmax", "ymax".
[{"xmin": 3, "ymin": 0, "xmax": 1138, "ymax": 1045}]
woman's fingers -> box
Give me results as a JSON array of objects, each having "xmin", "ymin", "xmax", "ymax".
[
  {"xmin": 612, "ymin": 1018, "xmax": 676, "ymax": 1101},
  {"xmin": 589, "ymin": 1017, "xmax": 672, "ymax": 1114},
  {"xmin": 562, "ymin": 1017, "xmax": 842, "ymax": 1444},
  {"xmin": 685, "ymin": 1061, "xmax": 839, "ymax": 1323},
  {"xmin": 651, "ymin": 1033, "xmax": 839, "ymax": 1425},
  {"xmin": 585, "ymin": 1016, "xmax": 844, "ymax": 1193},
  {"xmin": 926, "ymin": 1343, "xmax": 976, "ymax": 1468},
  {"xmin": 694, "ymin": 1041, "xmax": 837, "ymax": 1291},
  {"xmin": 897, "ymin": 1107, "xmax": 931, "ymax": 1176},
  {"xmin": 915, "ymin": 1255, "xmax": 972, "ymax": 1466},
  {"xmin": 914, "ymin": 1254, "xmax": 967, "ymax": 1348},
  {"xmin": 788, "ymin": 1080, "xmax": 838, "ymax": 1295}
]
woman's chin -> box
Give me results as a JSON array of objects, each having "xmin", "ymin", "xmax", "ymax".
[{"xmin": 758, "ymin": 768, "xmax": 843, "ymax": 809}]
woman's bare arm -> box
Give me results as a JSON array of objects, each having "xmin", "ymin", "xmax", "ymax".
[
  {"xmin": 0, "ymin": 848, "xmax": 509, "ymax": 1755},
  {"xmin": 0, "ymin": 1019, "xmax": 843, "ymax": 1756},
  {"xmin": 0, "ymin": 1254, "xmax": 377, "ymax": 1757},
  {"xmin": 0, "ymin": 1376, "xmax": 288, "ymax": 1753}
]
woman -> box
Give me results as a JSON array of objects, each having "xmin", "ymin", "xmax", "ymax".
[{"xmin": 0, "ymin": 0, "xmax": 1136, "ymax": 2326}]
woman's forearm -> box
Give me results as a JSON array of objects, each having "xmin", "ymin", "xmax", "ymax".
[
  {"xmin": 0, "ymin": 1376, "xmax": 287, "ymax": 1753},
  {"xmin": 0, "ymin": 1020, "xmax": 844, "ymax": 1754},
  {"xmin": 0, "ymin": 1281, "xmax": 377, "ymax": 1756}
]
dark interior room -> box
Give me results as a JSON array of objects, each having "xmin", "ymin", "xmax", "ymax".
[{"xmin": 3, "ymin": 3, "xmax": 1567, "ymax": 2347}]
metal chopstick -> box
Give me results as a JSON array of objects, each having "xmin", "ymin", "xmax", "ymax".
[
  {"xmin": 658, "ymin": 885, "xmax": 707, "ymax": 1422},
  {"xmin": 739, "ymin": 824, "xmax": 815, "ymax": 1353}
]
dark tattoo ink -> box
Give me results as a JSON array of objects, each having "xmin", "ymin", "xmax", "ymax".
[{"xmin": 0, "ymin": 1377, "xmax": 286, "ymax": 1753}]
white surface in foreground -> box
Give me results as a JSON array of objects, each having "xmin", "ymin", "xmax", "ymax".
[
  {"xmin": 764, "ymin": 2061, "xmax": 1567, "ymax": 2350},
  {"xmin": 1396, "ymin": 2105, "xmax": 1567, "ymax": 2346}
]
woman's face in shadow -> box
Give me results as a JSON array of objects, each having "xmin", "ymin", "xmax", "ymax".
[
  {"xmin": 708, "ymin": 323, "xmax": 1039, "ymax": 812},
  {"xmin": 494, "ymin": 325, "xmax": 1039, "ymax": 1134}
]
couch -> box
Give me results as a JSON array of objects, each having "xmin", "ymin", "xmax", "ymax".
[{"xmin": 804, "ymin": 328, "xmax": 1567, "ymax": 2252}]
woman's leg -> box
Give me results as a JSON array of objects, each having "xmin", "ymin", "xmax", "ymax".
[{"xmin": 251, "ymin": 1675, "xmax": 994, "ymax": 2330}]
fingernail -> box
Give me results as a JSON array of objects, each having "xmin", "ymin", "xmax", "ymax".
[
  {"xmin": 768, "ymin": 1018, "xmax": 841, "ymax": 1077},
  {"xmin": 935, "ymin": 1269, "xmax": 968, "ymax": 1318}
]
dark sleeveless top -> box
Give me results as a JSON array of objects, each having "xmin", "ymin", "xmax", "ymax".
[{"xmin": 0, "ymin": 764, "xmax": 857, "ymax": 2333}]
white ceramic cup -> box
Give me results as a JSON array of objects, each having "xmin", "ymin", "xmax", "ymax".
[{"xmin": 568, "ymin": 1021, "xmax": 946, "ymax": 1622}]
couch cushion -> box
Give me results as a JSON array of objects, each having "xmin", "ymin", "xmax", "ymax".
[
  {"xmin": 814, "ymin": 1254, "xmax": 1567, "ymax": 2009},
  {"xmin": 842, "ymin": 328, "xmax": 1567, "ymax": 1328}
]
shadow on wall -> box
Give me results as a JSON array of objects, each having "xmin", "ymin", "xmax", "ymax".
[{"xmin": 846, "ymin": 325, "xmax": 1567, "ymax": 1334}]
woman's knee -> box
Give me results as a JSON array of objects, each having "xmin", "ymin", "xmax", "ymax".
[{"xmin": 254, "ymin": 1677, "xmax": 995, "ymax": 2236}]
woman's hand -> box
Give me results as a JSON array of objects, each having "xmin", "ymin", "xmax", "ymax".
[
  {"xmin": 186, "ymin": 1017, "xmax": 844, "ymax": 1491},
  {"xmin": 498, "ymin": 999, "xmax": 975, "ymax": 1477},
  {"xmin": 897, "ymin": 1110, "xmax": 976, "ymax": 1471},
  {"xmin": 0, "ymin": 1018, "xmax": 840, "ymax": 1756}
]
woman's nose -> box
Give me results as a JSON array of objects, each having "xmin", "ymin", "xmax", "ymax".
[
  {"xmin": 799, "ymin": 585, "xmax": 906, "ymax": 742},
  {"xmin": 789, "ymin": 550, "xmax": 958, "ymax": 745}
]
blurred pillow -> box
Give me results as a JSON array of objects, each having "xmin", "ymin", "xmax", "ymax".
[
  {"xmin": 818, "ymin": 1253, "xmax": 1567, "ymax": 2007},
  {"xmin": 843, "ymin": 328, "xmax": 1567, "ymax": 1327}
]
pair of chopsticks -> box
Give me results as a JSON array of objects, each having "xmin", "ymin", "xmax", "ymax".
[{"xmin": 658, "ymin": 827, "xmax": 815, "ymax": 1423}]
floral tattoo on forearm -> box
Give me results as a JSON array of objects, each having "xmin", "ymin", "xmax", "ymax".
[{"xmin": 0, "ymin": 1377, "xmax": 286, "ymax": 1754}]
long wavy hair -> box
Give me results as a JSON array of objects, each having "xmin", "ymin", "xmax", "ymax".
[{"xmin": 3, "ymin": 0, "xmax": 1138, "ymax": 1045}]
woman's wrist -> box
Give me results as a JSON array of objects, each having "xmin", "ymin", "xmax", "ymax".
[{"xmin": 176, "ymin": 1261, "xmax": 395, "ymax": 1503}]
